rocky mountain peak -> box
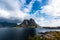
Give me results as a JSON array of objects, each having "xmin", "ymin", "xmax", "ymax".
[
  {"xmin": 17, "ymin": 18, "xmax": 38, "ymax": 28},
  {"xmin": 29, "ymin": 18, "xmax": 36, "ymax": 26}
]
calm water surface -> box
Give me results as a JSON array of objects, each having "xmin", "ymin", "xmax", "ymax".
[{"xmin": 36, "ymin": 28, "xmax": 60, "ymax": 33}]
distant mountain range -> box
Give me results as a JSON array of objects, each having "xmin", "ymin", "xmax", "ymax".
[
  {"xmin": 43, "ymin": 27, "xmax": 60, "ymax": 29},
  {"xmin": 0, "ymin": 22, "xmax": 17, "ymax": 27}
]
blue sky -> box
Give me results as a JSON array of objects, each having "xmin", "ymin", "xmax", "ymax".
[{"xmin": 0, "ymin": 0, "xmax": 60, "ymax": 27}]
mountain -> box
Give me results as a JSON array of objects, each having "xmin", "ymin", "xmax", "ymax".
[
  {"xmin": 16, "ymin": 18, "xmax": 40, "ymax": 28},
  {"xmin": 43, "ymin": 27, "xmax": 60, "ymax": 29},
  {"xmin": 0, "ymin": 22, "xmax": 17, "ymax": 27},
  {"xmin": 0, "ymin": 17, "xmax": 21, "ymax": 23}
]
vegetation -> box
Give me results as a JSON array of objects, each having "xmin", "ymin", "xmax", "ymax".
[{"xmin": 28, "ymin": 31, "xmax": 60, "ymax": 40}]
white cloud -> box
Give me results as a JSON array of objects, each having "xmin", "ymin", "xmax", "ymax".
[
  {"xmin": 34, "ymin": 0, "xmax": 60, "ymax": 27},
  {"xmin": 1, "ymin": 0, "xmax": 60, "ymax": 27},
  {"xmin": 23, "ymin": 0, "xmax": 35, "ymax": 13},
  {"xmin": 0, "ymin": 0, "xmax": 32, "ymax": 22},
  {"xmin": 41, "ymin": 0, "xmax": 60, "ymax": 16},
  {"xmin": 35, "ymin": 17, "xmax": 60, "ymax": 27},
  {"xmin": 0, "ymin": 10, "xmax": 10, "ymax": 19}
]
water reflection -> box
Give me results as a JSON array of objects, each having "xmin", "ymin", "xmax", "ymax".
[
  {"xmin": 0, "ymin": 28, "xmax": 59, "ymax": 40},
  {"xmin": 0, "ymin": 28, "xmax": 35, "ymax": 40}
]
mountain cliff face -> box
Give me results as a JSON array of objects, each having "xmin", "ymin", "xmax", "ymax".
[{"xmin": 16, "ymin": 18, "xmax": 39, "ymax": 28}]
